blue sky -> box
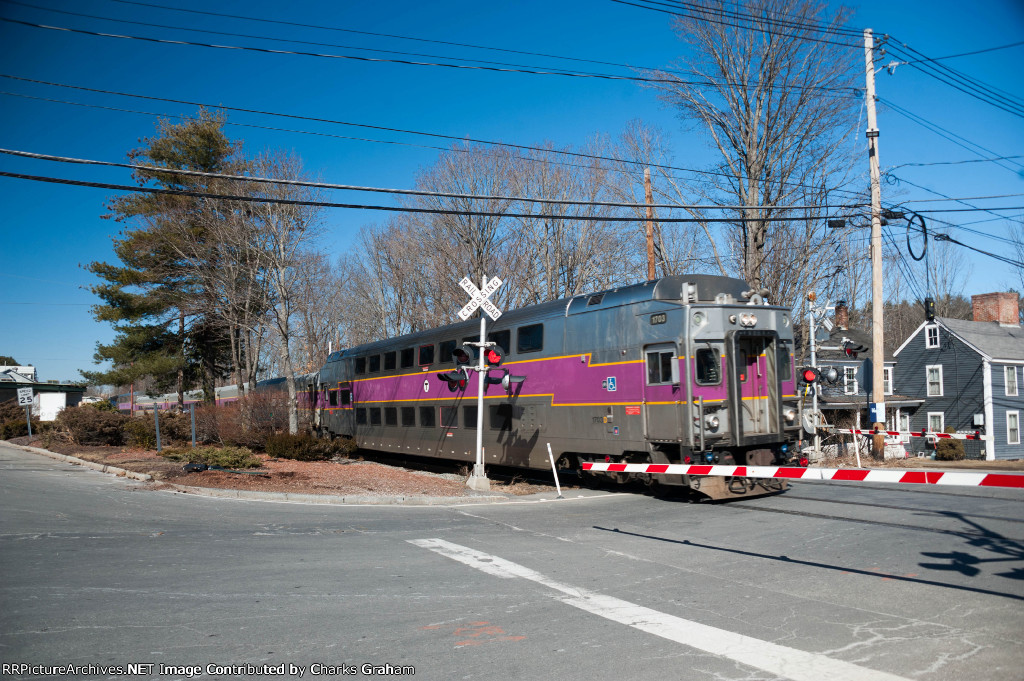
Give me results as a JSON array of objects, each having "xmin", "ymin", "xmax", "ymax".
[{"xmin": 1, "ymin": 0, "xmax": 1021, "ymax": 384}]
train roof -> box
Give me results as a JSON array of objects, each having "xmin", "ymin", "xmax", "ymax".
[{"xmin": 326, "ymin": 274, "xmax": 764, "ymax": 361}]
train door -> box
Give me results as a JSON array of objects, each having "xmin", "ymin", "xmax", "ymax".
[
  {"xmin": 731, "ymin": 334, "xmax": 779, "ymax": 438},
  {"xmin": 644, "ymin": 342, "xmax": 681, "ymax": 441}
]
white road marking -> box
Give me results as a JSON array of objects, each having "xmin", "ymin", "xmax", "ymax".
[{"xmin": 409, "ymin": 538, "xmax": 913, "ymax": 681}]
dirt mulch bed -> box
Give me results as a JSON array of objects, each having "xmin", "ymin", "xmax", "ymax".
[{"xmin": 6, "ymin": 436, "xmax": 551, "ymax": 498}]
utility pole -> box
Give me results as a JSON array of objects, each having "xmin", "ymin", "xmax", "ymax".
[
  {"xmin": 864, "ymin": 28, "xmax": 886, "ymax": 459},
  {"xmin": 644, "ymin": 168, "xmax": 656, "ymax": 281}
]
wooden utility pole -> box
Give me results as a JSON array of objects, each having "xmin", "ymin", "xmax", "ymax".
[
  {"xmin": 864, "ymin": 28, "xmax": 886, "ymax": 459},
  {"xmin": 644, "ymin": 168, "xmax": 656, "ymax": 281}
]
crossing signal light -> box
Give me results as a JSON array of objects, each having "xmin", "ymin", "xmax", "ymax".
[
  {"xmin": 799, "ymin": 367, "xmax": 820, "ymax": 385},
  {"xmin": 924, "ymin": 296, "xmax": 936, "ymax": 322},
  {"xmin": 435, "ymin": 367, "xmax": 468, "ymax": 393},
  {"xmin": 484, "ymin": 345, "xmax": 504, "ymax": 367}
]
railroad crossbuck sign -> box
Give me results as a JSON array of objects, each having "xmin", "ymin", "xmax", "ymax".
[{"xmin": 457, "ymin": 276, "xmax": 503, "ymax": 321}]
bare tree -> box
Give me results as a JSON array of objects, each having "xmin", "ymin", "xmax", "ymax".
[
  {"xmin": 245, "ymin": 151, "xmax": 325, "ymax": 434},
  {"xmin": 643, "ymin": 0, "xmax": 861, "ymax": 305}
]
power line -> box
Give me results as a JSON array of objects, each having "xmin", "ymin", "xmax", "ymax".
[
  {"xmin": 878, "ymin": 97, "xmax": 1024, "ymax": 174},
  {"xmin": 0, "ymin": 17, "xmax": 726, "ymax": 86},
  {"xmin": 611, "ymin": 0, "xmax": 863, "ymax": 48},
  {"xmin": 0, "ymin": 74, "xmax": 869, "ymax": 200},
  {"xmin": 0, "ymin": 170, "xmax": 850, "ymax": 223},
  {"xmin": 1, "ymin": 147, "xmax": 864, "ymax": 212}
]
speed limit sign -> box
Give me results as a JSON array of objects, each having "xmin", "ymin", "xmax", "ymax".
[{"xmin": 16, "ymin": 387, "xmax": 33, "ymax": 406}]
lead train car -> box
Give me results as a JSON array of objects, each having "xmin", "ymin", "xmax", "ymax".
[{"xmin": 314, "ymin": 275, "xmax": 801, "ymax": 500}]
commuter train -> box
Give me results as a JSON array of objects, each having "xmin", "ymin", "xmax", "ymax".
[{"xmin": 313, "ymin": 275, "xmax": 802, "ymax": 500}]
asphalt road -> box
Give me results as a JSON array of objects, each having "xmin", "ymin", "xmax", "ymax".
[{"xmin": 1, "ymin": 442, "xmax": 1022, "ymax": 681}]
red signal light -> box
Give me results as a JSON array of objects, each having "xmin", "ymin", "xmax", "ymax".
[{"xmin": 801, "ymin": 368, "xmax": 820, "ymax": 383}]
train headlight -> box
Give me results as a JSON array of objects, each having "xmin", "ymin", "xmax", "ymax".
[
  {"xmin": 784, "ymin": 407, "xmax": 797, "ymax": 423},
  {"xmin": 739, "ymin": 313, "xmax": 758, "ymax": 327},
  {"xmin": 705, "ymin": 415, "xmax": 720, "ymax": 432},
  {"xmin": 692, "ymin": 311, "xmax": 707, "ymax": 328}
]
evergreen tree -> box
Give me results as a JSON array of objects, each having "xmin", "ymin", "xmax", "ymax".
[{"xmin": 83, "ymin": 109, "xmax": 242, "ymax": 404}]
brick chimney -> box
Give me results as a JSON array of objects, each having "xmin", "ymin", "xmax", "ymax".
[
  {"xmin": 971, "ymin": 292, "xmax": 1020, "ymax": 326},
  {"xmin": 834, "ymin": 301, "xmax": 849, "ymax": 330}
]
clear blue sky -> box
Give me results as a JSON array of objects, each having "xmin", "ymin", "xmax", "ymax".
[{"xmin": 1, "ymin": 0, "xmax": 1021, "ymax": 384}]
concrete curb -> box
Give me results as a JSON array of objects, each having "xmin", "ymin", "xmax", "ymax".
[
  {"xmin": 3, "ymin": 440, "xmax": 612, "ymax": 506},
  {"xmin": 4, "ymin": 441, "xmax": 153, "ymax": 481}
]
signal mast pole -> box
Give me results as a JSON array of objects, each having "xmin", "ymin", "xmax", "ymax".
[{"xmin": 864, "ymin": 28, "xmax": 886, "ymax": 459}]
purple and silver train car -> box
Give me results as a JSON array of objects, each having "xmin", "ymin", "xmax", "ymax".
[{"xmin": 314, "ymin": 275, "xmax": 801, "ymax": 500}]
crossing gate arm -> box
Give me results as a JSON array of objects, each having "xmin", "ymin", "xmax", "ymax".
[
  {"xmin": 826, "ymin": 427, "xmax": 990, "ymax": 441},
  {"xmin": 581, "ymin": 462, "xmax": 1024, "ymax": 490}
]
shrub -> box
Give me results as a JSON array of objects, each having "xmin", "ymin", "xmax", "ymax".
[
  {"xmin": 935, "ymin": 426, "xmax": 966, "ymax": 461},
  {"xmin": 54, "ymin": 405, "xmax": 127, "ymax": 446},
  {"xmin": 159, "ymin": 445, "xmax": 262, "ymax": 469},
  {"xmin": 122, "ymin": 418, "xmax": 157, "ymax": 449},
  {"xmin": 265, "ymin": 433, "xmax": 355, "ymax": 461}
]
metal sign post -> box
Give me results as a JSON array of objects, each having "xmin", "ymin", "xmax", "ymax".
[
  {"xmin": 17, "ymin": 387, "xmax": 33, "ymax": 437},
  {"xmin": 457, "ymin": 275, "xmax": 503, "ymax": 492}
]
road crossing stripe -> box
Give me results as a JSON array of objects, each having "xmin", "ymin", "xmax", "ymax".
[
  {"xmin": 409, "ymin": 538, "xmax": 912, "ymax": 681},
  {"xmin": 582, "ymin": 462, "xmax": 1024, "ymax": 489}
]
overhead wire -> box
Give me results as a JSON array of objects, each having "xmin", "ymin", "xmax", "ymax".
[
  {"xmin": 0, "ymin": 147, "xmax": 868, "ymax": 212},
  {"xmin": 0, "ymin": 170, "xmax": 852, "ymax": 224},
  {"xmin": 0, "ymin": 74, "xmax": 870, "ymax": 201}
]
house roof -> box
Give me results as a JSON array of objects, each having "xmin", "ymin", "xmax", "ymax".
[{"xmin": 937, "ymin": 317, "xmax": 1024, "ymax": 362}]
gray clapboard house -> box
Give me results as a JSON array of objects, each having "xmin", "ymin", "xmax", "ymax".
[
  {"xmin": 892, "ymin": 293, "xmax": 1024, "ymax": 460},
  {"xmin": 811, "ymin": 303, "xmax": 921, "ymax": 457}
]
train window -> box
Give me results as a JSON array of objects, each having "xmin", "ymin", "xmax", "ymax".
[
  {"xmin": 737, "ymin": 350, "xmax": 750, "ymax": 383},
  {"xmin": 419, "ymin": 344, "xmax": 435, "ymax": 366},
  {"xmin": 646, "ymin": 347, "xmax": 678, "ymax": 385},
  {"xmin": 383, "ymin": 351, "xmax": 396, "ymax": 371},
  {"xmin": 695, "ymin": 348, "xmax": 722, "ymax": 385},
  {"xmin": 778, "ymin": 341, "xmax": 793, "ymax": 383},
  {"xmin": 341, "ymin": 389, "xmax": 351, "ymax": 406},
  {"xmin": 517, "ymin": 324, "xmax": 543, "ymax": 353},
  {"xmin": 441, "ymin": 406, "xmax": 458, "ymax": 428},
  {"xmin": 587, "ymin": 293, "xmax": 605, "ymax": 306},
  {"xmin": 355, "ymin": 408, "xmax": 367, "ymax": 425},
  {"xmin": 488, "ymin": 330, "xmax": 511, "ymax": 355},
  {"xmin": 463, "ymin": 405, "xmax": 478, "ymax": 429},
  {"xmin": 400, "ymin": 348, "xmax": 415, "ymax": 368},
  {"xmin": 369, "ymin": 408, "xmax": 382, "ymax": 426},
  {"xmin": 328, "ymin": 390, "xmax": 338, "ymax": 407},
  {"xmin": 368, "ymin": 355, "xmax": 381, "ymax": 373},
  {"xmin": 384, "ymin": 407, "xmax": 398, "ymax": 426},
  {"xmin": 355, "ymin": 357, "xmax": 367, "ymax": 375},
  {"xmin": 439, "ymin": 340, "xmax": 456, "ymax": 363},
  {"xmin": 401, "ymin": 406, "xmax": 416, "ymax": 426},
  {"xmin": 419, "ymin": 406, "xmax": 436, "ymax": 428},
  {"xmin": 489, "ymin": 404, "xmax": 515, "ymax": 431}
]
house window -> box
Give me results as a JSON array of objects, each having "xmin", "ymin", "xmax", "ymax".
[
  {"xmin": 883, "ymin": 367, "xmax": 893, "ymax": 396},
  {"xmin": 926, "ymin": 365, "xmax": 943, "ymax": 397},
  {"xmin": 1008, "ymin": 412, "xmax": 1021, "ymax": 445},
  {"xmin": 927, "ymin": 412, "xmax": 944, "ymax": 433},
  {"xmin": 843, "ymin": 367, "xmax": 857, "ymax": 395},
  {"xmin": 925, "ymin": 324, "xmax": 939, "ymax": 349},
  {"xmin": 1006, "ymin": 367, "xmax": 1019, "ymax": 397}
]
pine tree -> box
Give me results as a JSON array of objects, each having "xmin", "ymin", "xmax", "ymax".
[{"xmin": 83, "ymin": 109, "xmax": 242, "ymax": 405}]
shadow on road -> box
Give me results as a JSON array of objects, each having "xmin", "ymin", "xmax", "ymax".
[{"xmin": 592, "ymin": 525, "xmax": 1024, "ymax": 602}]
